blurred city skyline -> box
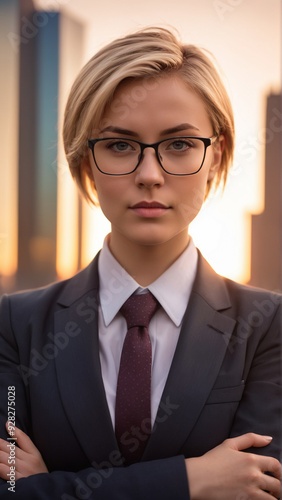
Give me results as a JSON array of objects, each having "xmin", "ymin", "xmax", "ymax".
[{"xmin": 0, "ymin": 0, "xmax": 281, "ymax": 293}]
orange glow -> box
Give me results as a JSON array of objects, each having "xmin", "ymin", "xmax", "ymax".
[
  {"xmin": 56, "ymin": 166, "xmax": 80, "ymax": 279},
  {"xmin": 0, "ymin": 4, "xmax": 19, "ymax": 278},
  {"xmin": 81, "ymin": 204, "xmax": 111, "ymax": 269},
  {"xmin": 190, "ymin": 204, "xmax": 251, "ymax": 283},
  {"xmin": 25, "ymin": 2, "xmax": 282, "ymax": 285},
  {"xmin": 56, "ymin": 15, "xmax": 84, "ymax": 279}
]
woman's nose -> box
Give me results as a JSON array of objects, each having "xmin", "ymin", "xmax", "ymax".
[{"xmin": 134, "ymin": 148, "xmax": 165, "ymax": 187}]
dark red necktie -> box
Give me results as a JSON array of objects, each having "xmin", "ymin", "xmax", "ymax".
[{"xmin": 115, "ymin": 291, "xmax": 158, "ymax": 464}]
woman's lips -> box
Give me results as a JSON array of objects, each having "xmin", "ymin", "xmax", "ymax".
[{"xmin": 130, "ymin": 201, "xmax": 170, "ymax": 218}]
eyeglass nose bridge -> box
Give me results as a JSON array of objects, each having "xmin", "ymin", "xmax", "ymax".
[{"xmin": 137, "ymin": 142, "xmax": 164, "ymax": 170}]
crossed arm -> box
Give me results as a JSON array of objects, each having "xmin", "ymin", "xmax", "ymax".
[
  {"xmin": 0, "ymin": 422, "xmax": 280, "ymax": 499},
  {"xmin": 0, "ymin": 290, "xmax": 281, "ymax": 499}
]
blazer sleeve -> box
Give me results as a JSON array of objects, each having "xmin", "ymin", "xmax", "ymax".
[
  {"xmin": 0, "ymin": 458, "xmax": 189, "ymax": 500},
  {"xmin": 0, "ymin": 294, "xmax": 190, "ymax": 500},
  {"xmin": 229, "ymin": 297, "xmax": 281, "ymax": 459}
]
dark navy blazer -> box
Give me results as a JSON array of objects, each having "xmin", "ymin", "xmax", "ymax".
[{"xmin": 0, "ymin": 251, "xmax": 281, "ymax": 499}]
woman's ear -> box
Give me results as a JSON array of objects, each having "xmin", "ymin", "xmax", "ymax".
[{"xmin": 208, "ymin": 134, "xmax": 225, "ymax": 181}]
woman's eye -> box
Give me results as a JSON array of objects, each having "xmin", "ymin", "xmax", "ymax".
[
  {"xmin": 108, "ymin": 141, "xmax": 134, "ymax": 152},
  {"xmin": 168, "ymin": 140, "xmax": 191, "ymax": 151}
]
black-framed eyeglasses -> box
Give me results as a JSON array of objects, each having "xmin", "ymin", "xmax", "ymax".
[{"xmin": 87, "ymin": 136, "xmax": 218, "ymax": 176}]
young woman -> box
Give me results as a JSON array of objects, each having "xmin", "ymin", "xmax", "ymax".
[{"xmin": 0, "ymin": 27, "xmax": 281, "ymax": 499}]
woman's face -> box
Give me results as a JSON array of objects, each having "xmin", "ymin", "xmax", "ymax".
[{"xmin": 86, "ymin": 75, "xmax": 224, "ymax": 256}]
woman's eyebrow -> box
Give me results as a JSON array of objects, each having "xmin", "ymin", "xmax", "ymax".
[
  {"xmin": 160, "ymin": 123, "xmax": 200, "ymax": 135},
  {"xmin": 100, "ymin": 123, "xmax": 200, "ymax": 137},
  {"xmin": 100, "ymin": 126, "xmax": 136, "ymax": 136}
]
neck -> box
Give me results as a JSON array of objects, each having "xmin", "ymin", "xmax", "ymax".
[{"xmin": 107, "ymin": 231, "xmax": 190, "ymax": 287}]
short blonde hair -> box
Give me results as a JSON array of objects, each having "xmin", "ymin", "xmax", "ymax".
[{"xmin": 63, "ymin": 27, "xmax": 235, "ymax": 204}]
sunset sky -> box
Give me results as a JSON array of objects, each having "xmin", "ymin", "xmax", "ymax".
[
  {"xmin": 61, "ymin": 0, "xmax": 281, "ymax": 282},
  {"xmin": 1, "ymin": 0, "xmax": 281, "ymax": 284}
]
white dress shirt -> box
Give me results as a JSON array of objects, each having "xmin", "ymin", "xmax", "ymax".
[{"xmin": 98, "ymin": 236, "xmax": 198, "ymax": 429}]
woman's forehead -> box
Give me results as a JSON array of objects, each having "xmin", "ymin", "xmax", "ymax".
[{"xmin": 98, "ymin": 75, "xmax": 212, "ymax": 138}]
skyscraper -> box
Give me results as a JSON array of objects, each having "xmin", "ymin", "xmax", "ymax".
[{"xmin": 249, "ymin": 93, "xmax": 282, "ymax": 292}]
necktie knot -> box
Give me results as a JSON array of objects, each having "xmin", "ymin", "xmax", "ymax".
[{"xmin": 120, "ymin": 291, "xmax": 158, "ymax": 330}]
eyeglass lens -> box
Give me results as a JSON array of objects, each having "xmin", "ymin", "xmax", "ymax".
[{"xmin": 93, "ymin": 137, "xmax": 206, "ymax": 175}]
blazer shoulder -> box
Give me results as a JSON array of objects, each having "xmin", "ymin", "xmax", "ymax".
[
  {"xmin": 193, "ymin": 252, "xmax": 282, "ymax": 310},
  {"xmin": 224, "ymin": 276, "xmax": 282, "ymax": 307},
  {"xmin": 195, "ymin": 251, "xmax": 281, "ymax": 316},
  {"xmin": 0, "ymin": 253, "xmax": 100, "ymax": 328},
  {"xmin": 220, "ymin": 277, "xmax": 281, "ymax": 333}
]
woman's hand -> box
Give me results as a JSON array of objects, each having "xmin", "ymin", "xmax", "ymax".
[
  {"xmin": 186, "ymin": 433, "xmax": 281, "ymax": 500},
  {"xmin": 0, "ymin": 422, "xmax": 48, "ymax": 480}
]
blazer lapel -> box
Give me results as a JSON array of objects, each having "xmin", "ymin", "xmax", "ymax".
[
  {"xmin": 52, "ymin": 250, "xmax": 236, "ymax": 464},
  {"xmin": 54, "ymin": 254, "xmax": 120, "ymax": 465},
  {"xmin": 143, "ymin": 253, "xmax": 236, "ymax": 461}
]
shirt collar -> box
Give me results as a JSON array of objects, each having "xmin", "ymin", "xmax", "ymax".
[{"xmin": 98, "ymin": 235, "xmax": 198, "ymax": 327}]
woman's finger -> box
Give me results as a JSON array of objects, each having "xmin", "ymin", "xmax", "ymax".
[
  {"xmin": 226, "ymin": 433, "xmax": 273, "ymax": 451},
  {"xmin": 6, "ymin": 422, "xmax": 37, "ymax": 454}
]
